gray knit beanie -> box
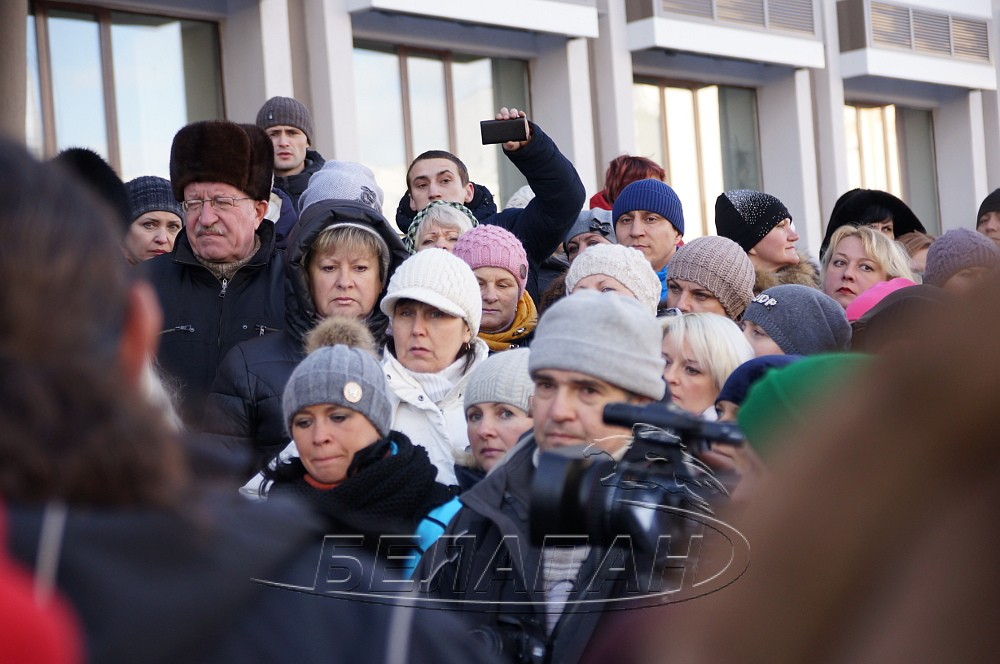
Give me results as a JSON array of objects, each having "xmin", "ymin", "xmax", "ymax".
[
  {"xmin": 565, "ymin": 243, "xmax": 661, "ymax": 314},
  {"xmin": 667, "ymin": 235, "xmax": 755, "ymax": 319},
  {"xmin": 125, "ymin": 175, "xmax": 183, "ymax": 221},
  {"xmin": 298, "ymin": 161, "xmax": 384, "ymax": 215},
  {"xmin": 256, "ymin": 96, "xmax": 314, "ymax": 144},
  {"xmin": 380, "ymin": 248, "xmax": 483, "ymax": 336},
  {"xmin": 529, "ymin": 290, "xmax": 666, "ymax": 400},
  {"xmin": 464, "ymin": 348, "xmax": 533, "ymax": 412},
  {"xmin": 282, "ymin": 344, "xmax": 392, "ymax": 438},
  {"xmin": 564, "ymin": 208, "xmax": 615, "ymax": 246},
  {"xmin": 922, "ymin": 228, "xmax": 1000, "ymax": 287},
  {"xmin": 742, "ymin": 284, "xmax": 851, "ymax": 355}
]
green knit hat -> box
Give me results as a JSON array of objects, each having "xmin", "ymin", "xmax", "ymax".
[{"xmin": 737, "ymin": 353, "xmax": 870, "ymax": 459}]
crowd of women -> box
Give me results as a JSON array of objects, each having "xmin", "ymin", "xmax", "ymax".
[{"xmin": 4, "ymin": 134, "xmax": 1000, "ymax": 663}]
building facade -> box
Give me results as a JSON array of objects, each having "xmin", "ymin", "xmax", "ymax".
[{"xmin": 6, "ymin": 0, "xmax": 1000, "ymax": 255}]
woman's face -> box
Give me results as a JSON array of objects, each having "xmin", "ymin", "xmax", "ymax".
[
  {"xmin": 823, "ymin": 235, "xmax": 888, "ymax": 308},
  {"xmin": 123, "ymin": 211, "xmax": 182, "ymax": 263},
  {"xmin": 308, "ymin": 245, "xmax": 382, "ymax": 319},
  {"xmin": 750, "ymin": 218, "xmax": 800, "ymax": 271},
  {"xmin": 475, "ymin": 266, "xmax": 519, "ymax": 334},
  {"xmin": 661, "ymin": 334, "xmax": 717, "ymax": 416},
  {"xmin": 466, "ymin": 402, "xmax": 532, "ymax": 472},
  {"xmin": 290, "ymin": 404, "xmax": 380, "ymax": 484},
  {"xmin": 740, "ymin": 320, "xmax": 784, "ymax": 357},
  {"xmin": 392, "ymin": 300, "xmax": 472, "ymax": 373},
  {"xmin": 572, "ymin": 274, "xmax": 636, "ymax": 300},
  {"xmin": 417, "ymin": 220, "xmax": 463, "ymax": 253}
]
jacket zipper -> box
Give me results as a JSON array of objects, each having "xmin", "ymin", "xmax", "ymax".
[{"xmin": 161, "ymin": 324, "xmax": 195, "ymax": 334}]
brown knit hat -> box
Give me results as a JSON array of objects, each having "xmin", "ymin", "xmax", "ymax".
[
  {"xmin": 667, "ymin": 235, "xmax": 755, "ymax": 318},
  {"xmin": 169, "ymin": 121, "xmax": 273, "ymax": 202}
]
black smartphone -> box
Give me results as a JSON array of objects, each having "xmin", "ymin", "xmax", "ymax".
[{"xmin": 480, "ymin": 118, "xmax": 529, "ymax": 145}]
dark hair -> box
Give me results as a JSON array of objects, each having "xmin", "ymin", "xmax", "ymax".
[
  {"xmin": 852, "ymin": 204, "xmax": 894, "ymax": 226},
  {"xmin": 603, "ymin": 155, "xmax": 666, "ymax": 204},
  {"xmin": 406, "ymin": 150, "xmax": 470, "ymax": 189},
  {"xmin": 0, "ymin": 138, "xmax": 187, "ymax": 506}
]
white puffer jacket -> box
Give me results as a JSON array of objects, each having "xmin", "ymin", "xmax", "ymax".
[{"xmin": 381, "ymin": 339, "xmax": 489, "ymax": 486}]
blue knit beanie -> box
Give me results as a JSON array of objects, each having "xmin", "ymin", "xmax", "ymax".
[{"xmin": 612, "ymin": 179, "xmax": 684, "ymax": 236}]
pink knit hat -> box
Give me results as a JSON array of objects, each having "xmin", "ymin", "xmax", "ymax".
[
  {"xmin": 453, "ymin": 224, "xmax": 529, "ymax": 296},
  {"xmin": 845, "ymin": 277, "xmax": 917, "ymax": 322}
]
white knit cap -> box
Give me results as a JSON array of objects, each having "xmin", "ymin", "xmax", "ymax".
[
  {"xmin": 380, "ymin": 248, "xmax": 483, "ymax": 336},
  {"xmin": 564, "ymin": 243, "xmax": 661, "ymax": 314},
  {"xmin": 298, "ymin": 160, "xmax": 384, "ymax": 214},
  {"xmin": 464, "ymin": 348, "xmax": 533, "ymax": 412}
]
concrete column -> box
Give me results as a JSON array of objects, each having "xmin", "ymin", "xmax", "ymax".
[
  {"xmin": 220, "ymin": 3, "xmax": 268, "ymax": 121},
  {"xmin": 757, "ymin": 68, "xmax": 823, "ymax": 258},
  {"xmin": 934, "ymin": 90, "xmax": 988, "ymax": 230},
  {"xmin": 590, "ymin": 0, "xmax": 636, "ymax": 178},
  {"xmin": 0, "ymin": 1, "xmax": 28, "ymax": 143},
  {"xmin": 982, "ymin": 0, "xmax": 1000, "ymax": 187},
  {"xmin": 258, "ymin": 0, "xmax": 295, "ymax": 98},
  {"xmin": 303, "ymin": 0, "xmax": 359, "ymax": 160},
  {"xmin": 810, "ymin": 0, "xmax": 849, "ymax": 229},
  {"xmin": 531, "ymin": 35, "xmax": 598, "ymax": 194}
]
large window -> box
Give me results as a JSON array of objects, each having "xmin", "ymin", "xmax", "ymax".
[
  {"xmin": 633, "ymin": 80, "xmax": 762, "ymax": 239},
  {"xmin": 27, "ymin": 3, "xmax": 223, "ymax": 180},
  {"xmin": 353, "ymin": 43, "xmax": 530, "ymax": 218},
  {"xmin": 844, "ymin": 103, "xmax": 940, "ymax": 233}
]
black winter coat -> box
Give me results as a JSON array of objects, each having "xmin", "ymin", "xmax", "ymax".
[
  {"xmin": 148, "ymin": 222, "xmax": 286, "ymax": 425},
  {"xmin": 203, "ymin": 200, "xmax": 409, "ymax": 476},
  {"xmin": 273, "ymin": 149, "xmax": 325, "ymax": 212},
  {"xmin": 395, "ymin": 123, "xmax": 585, "ymax": 302}
]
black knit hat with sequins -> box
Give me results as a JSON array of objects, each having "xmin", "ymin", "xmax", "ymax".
[{"xmin": 715, "ymin": 190, "xmax": 792, "ymax": 253}]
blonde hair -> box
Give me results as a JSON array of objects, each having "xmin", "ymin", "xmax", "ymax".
[
  {"xmin": 307, "ymin": 223, "xmax": 388, "ymax": 284},
  {"xmin": 821, "ymin": 225, "xmax": 914, "ymax": 281},
  {"xmin": 660, "ymin": 313, "xmax": 754, "ymax": 393}
]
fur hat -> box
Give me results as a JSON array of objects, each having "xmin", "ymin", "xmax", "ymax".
[
  {"xmin": 565, "ymin": 243, "xmax": 661, "ymax": 314},
  {"xmin": 125, "ymin": 176, "xmax": 183, "ymax": 222},
  {"xmin": 298, "ymin": 161, "xmax": 384, "ymax": 215},
  {"xmin": 304, "ymin": 316, "xmax": 377, "ymax": 355},
  {"xmin": 53, "ymin": 148, "xmax": 131, "ymax": 230},
  {"xmin": 282, "ymin": 344, "xmax": 391, "ymax": 438},
  {"xmin": 821, "ymin": 188, "xmax": 924, "ymax": 258},
  {"xmin": 380, "ymin": 248, "xmax": 482, "ymax": 336},
  {"xmin": 529, "ymin": 290, "xmax": 666, "ymax": 400},
  {"xmin": 715, "ymin": 190, "xmax": 791, "ymax": 252},
  {"xmin": 464, "ymin": 348, "xmax": 533, "ymax": 412},
  {"xmin": 743, "ymin": 285, "xmax": 851, "ymax": 355},
  {"xmin": 612, "ymin": 179, "xmax": 685, "ymax": 235},
  {"xmin": 256, "ymin": 96, "xmax": 314, "ymax": 144},
  {"xmin": 922, "ymin": 228, "xmax": 1000, "ymax": 288},
  {"xmin": 169, "ymin": 121, "xmax": 273, "ymax": 202},
  {"xmin": 667, "ymin": 235, "xmax": 756, "ymax": 319},
  {"xmin": 453, "ymin": 224, "xmax": 529, "ymax": 297}
]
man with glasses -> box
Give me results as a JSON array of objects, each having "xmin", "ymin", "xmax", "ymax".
[{"xmin": 147, "ymin": 120, "xmax": 286, "ymax": 425}]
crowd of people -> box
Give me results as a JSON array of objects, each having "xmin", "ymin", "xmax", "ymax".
[{"xmin": 2, "ymin": 93, "xmax": 999, "ymax": 663}]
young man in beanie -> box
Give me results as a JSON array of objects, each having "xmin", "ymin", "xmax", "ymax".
[
  {"xmin": 665, "ymin": 235, "xmax": 756, "ymax": 320},
  {"xmin": 612, "ymin": 178, "xmax": 685, "ymax": 301},
  {"xmin": 256, "ymin": 96, "xmax": 326, "ymax": 210},
  {"xmin": 415, "ymin": 290, "xmax": 670, "ymax": 662},
  {"xmin": 397, "ymin": 107, "xmax": 585, "ymax": 303},
  {"xmin": 147, "ymin": 120, "xmax": 286, "ymax": 425},
  {"xmin": 975, "ymin": 188, "xmax": 1000, "ymax": 249}
]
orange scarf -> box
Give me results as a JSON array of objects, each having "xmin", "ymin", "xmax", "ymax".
[{"xmin": 478, "ymin": 291, "xmax": 538, "ymax": 351}]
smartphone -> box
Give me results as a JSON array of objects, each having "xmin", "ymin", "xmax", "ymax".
[{"xmin": 480, "ymin": 118, "xmax": 529, "ymax": 145}]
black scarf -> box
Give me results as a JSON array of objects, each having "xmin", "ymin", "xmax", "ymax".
[{"xmin": 267, "ymin": 432, "xmax": 455, "ymax": 540}]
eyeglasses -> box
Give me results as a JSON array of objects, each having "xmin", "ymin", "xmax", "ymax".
[{"xmin": 181, "ymin": 196, "xmax": 252, "ymax": 214}]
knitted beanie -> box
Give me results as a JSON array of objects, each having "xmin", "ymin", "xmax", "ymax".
[
  {"xmin": 282, "ymin": 344, "xmax": 391, "ymax": 437},
  {"xmin": 453, "ymin": 224, "xmax": 529, "ymax": 296},
  {"xmin": 404, "ymin": 200, "xmax": 479, "ymax": 253},
  {"xmin": 464, "ymin": 348, "xmax": 533, "ymax": 412},
  {"xmin": 715, "ymin": 190, "xmax": 791, "ymax": 252},
  {"xmin": 564, "ymin": 243, "xmax": 661, "ymax": 314},
  {"xmin": 715, "ymin": 354, "xmax": 803, "ymax": 407},
  {"xmin": 742, "ymin": 285, "xmax": 851, "ymax": 355},
  {"xmin": 976, "ymin": 188, "xmax": 1000, "ymax": 223},
  {"xmin": 844, "ymin": 278, "xmax": 917, "ymax": 323},
  {"xmin": 666, "ymin": 235, "xmax": 755, "ymax": 319},
  {"xmin": 298, "ymin": 160, "xmax": 384, "ymax": 215},
  {"xmin": 564, "ymin": 208, "xmax": 615, "ymax": 246},
  {"xmin": 125, "ymin": 176, "xmax": 183, "ymax": 222},
  {"xmin": 529, "ymin": 290, "xmax": 666, "ymax": 400},
  {"xmin": 169, "ymin": 121, "xmax": 273, "ymax": 201},
  {"xmin": 380, "ymin": 248, "xmax": 483, "ymax": 336},
  {"xmin": 612, "ymin": 179, "xmax": 684, "ymax": 235},
  {"xmin": 256, "ymin": 96, "xmax": 314, "ymax": 144},
  {"xmin": 922, "ymin": 228, "xmax": 1000, "ymax": 287}
]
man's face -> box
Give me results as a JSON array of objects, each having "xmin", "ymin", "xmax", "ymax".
[
  {"xmin": 265, "ymin": 125, "xmax": 309, "ymax": 177},
  {"xmin": 977, "ymin": 211, "xmax": 1000, "ymax": 249},
  {"xmin": 408, "ymin": 158, "xmax": 474, "ymax": 212},
  {"xmin": 531, "ymin": 368, "xmax": 649, "ymax": 455},
  {"xmin": 182, "ymin": 181, "xmax": 265, "ymax": 264},
  {"xmin": 615, "ymin": 210, "xmax": 682, "ymax": 271}
]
